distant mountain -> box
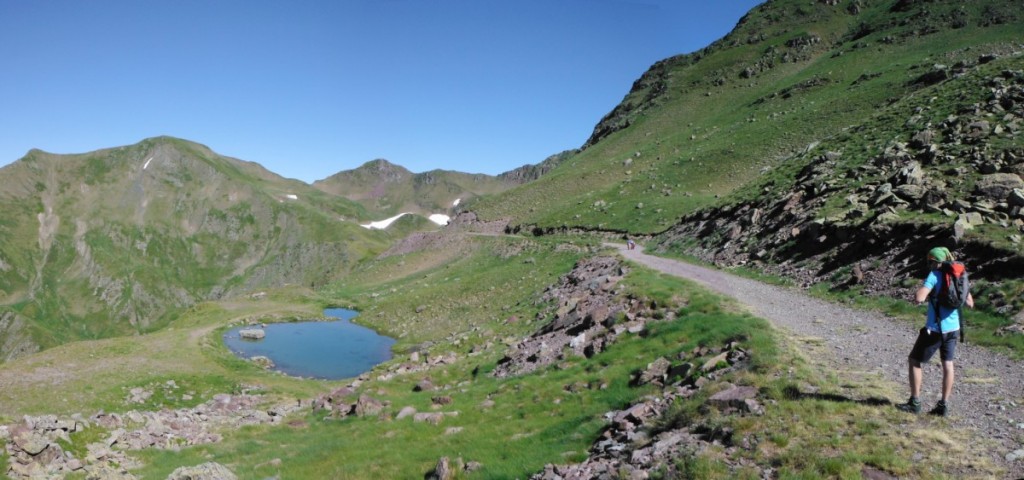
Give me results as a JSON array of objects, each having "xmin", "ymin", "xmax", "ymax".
[
  {"xmin": 312, "ymin": 159, "xmax": 519, "ymax": 219},
  {"xmin": 0, "ymin": 136, "xmax": 389, "ymax": 360},
  {"xmin": 498, "ymin": 150, "xmax": 578, "ymax": 185}
]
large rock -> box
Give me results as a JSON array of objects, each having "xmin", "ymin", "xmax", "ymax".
[
  {"xmin": 427, "ymin": 457, "xmax": 456, "ymax": 480},
  {"xmin": 1009, "ymin": 188, "xmax": 1024, "ymax": 208},
  {"xmin": 894, "ymin": 184, "xmax": 926, "ymax": 201},
  {"xmin": 637, "ymin": 357, "xmax": 671, "ymax": 386},
  {"xmin": 239, "ymin": 328, "xmax": 265, "ymax": 340},
  {"xmin": 708, "ymin": 385, "xmax": 762, "ymax": 414},
  {"xmin": 353, "ymin": 395, "xmax": 385, "ymax": 417},
  {"xmin": 10, "ymin": 425, "xmax": 49, "ymax": 455},
  {"xmin": 975, "ymin": 173, "xmax": 1024, "ymax": 200}
]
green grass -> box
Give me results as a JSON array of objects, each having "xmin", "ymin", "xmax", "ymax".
[
  {"xmin": 0, "ymin": 237, "xmax": 1006, "ymax": 478},
  {"xmin": 321, "ymin": 235, "xmax": 592, "ymax": 350},
  {"xmin": 131, "ymin": 261, "xmax": 782, "ymax": 479}
]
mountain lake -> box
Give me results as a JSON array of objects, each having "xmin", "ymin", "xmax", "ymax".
[{"xmin": 223, "ymin": 308, "xmax": 395, "ymax": 380}]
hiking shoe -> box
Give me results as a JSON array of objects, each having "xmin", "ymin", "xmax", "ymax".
[
  {"xmin": 896, "ymin": 397, "xmax": 921, "ymax": 414},
  {"xmin": 928, "ymin": 401, "xmax": 947, "ymax": 417}
]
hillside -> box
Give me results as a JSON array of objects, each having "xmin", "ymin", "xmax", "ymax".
[
  {"xmin": 471, "ymin": 0, "xmax": 1023, "ymax": 234},
  {"xmin": 467, "ymin": 0, "xmax": 1024, "ymax": 321},
  {"xmin": 0, "ymin": 137, "xmax": 390, "ymax": 360}
]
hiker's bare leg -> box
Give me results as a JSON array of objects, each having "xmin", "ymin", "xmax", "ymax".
[
  {"xmin": 941, "ymin": 360, "xmax": 955, "ymax": 401},
  {"xmin": 908, "ymin": 358, "xmax": 922, "ymax": 398}
]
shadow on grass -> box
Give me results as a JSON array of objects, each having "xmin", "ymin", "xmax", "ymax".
[{"xmin": 783, "ymin": 385, "xmax": 892, "ymax": 406}]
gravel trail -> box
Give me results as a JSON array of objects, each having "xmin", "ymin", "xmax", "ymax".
[{"xmin": 611, "ymin": 243, "xmax": 1024, "ymax": 478}]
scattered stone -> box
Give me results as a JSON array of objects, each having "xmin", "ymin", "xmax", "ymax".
[
  {"xmin": 414, "ymin": 378, "xmax": 435, "ymax": 392},
  {"xmin": 413, "ymin": 413, "xmax": 445, "ymax": 425},
  {"xmin": 1005, "ymin": 449, "xmax": 1024, "ymax": 462},
  {"xmin": 637, "ymin": 357, "xmax": 671, "ymax": 386},
  {"xmin": 166, "ymin": 462, "xmax": 238, "ymax": 480},
  {"xmin": 396, "ymin": 406, "xmax": 417, "ymax": 419},
  {"xmin": 249, "ymin": 355, "xmax": 275, "ymax": 369},
  {"xmin": 427, "ymin": 456, "xmax": 456, "ymax": 480}
]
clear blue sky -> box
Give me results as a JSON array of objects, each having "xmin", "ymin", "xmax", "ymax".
[{"xmin": 1, "ymin": 0, "xmax": 763, "ymax": 183}]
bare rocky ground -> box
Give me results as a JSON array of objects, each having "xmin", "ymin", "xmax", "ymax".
[{"xmin": 611, "ymin": 242, "xmax": 1024, "ymax": 479}]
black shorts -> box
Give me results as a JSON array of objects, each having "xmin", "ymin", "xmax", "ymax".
[{"xmin": 909, "ymin": 328, "xmax": 958, "ymax": 363}]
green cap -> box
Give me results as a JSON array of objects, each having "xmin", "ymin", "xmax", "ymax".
[{"xmin": 927, "ymin": 246, "xmax": 949, "ymax": 261}]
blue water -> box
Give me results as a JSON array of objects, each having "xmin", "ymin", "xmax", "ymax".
[{"xmin": 223, "ymin": 308, "xmax": 395, "ymax": 380}]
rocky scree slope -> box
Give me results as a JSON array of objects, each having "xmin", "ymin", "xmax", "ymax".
[{"xmin": 653, "ymin": 53, "xmax": 1024, "ymax": 323}]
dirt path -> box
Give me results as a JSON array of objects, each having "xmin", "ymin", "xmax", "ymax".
[{"xmin": 610, "ymin": 243, "xmax": 1024, "ymax": 477}]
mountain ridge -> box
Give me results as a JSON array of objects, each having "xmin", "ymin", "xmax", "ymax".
[
  {"xmin": 312, "ymin": 158, "xmax": 521, "ymax": 220},
  {"xmin": 0, "ymin": 136, "xmax": 391, "ymax": 360}
]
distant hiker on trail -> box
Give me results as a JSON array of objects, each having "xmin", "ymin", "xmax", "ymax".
[
  {"xmin": 897, "ymin": 246, "xmax": 974, "ymax": 417},
  {"xmin": 626, "ymin": 238, "xmax": 636, "ymax": 250}
]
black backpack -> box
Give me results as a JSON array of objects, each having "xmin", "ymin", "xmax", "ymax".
[{"xmin": 934, "ymin": 261, "xmax": 969, "ymax": 309}]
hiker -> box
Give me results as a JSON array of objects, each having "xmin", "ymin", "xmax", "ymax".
[
  {"xmin": 626, "ymin": 238, "xmax": 636, "ymax": 250},
  {"xmin": 897, "ymin": 246, "xmax": 974, "ymax": 416}
]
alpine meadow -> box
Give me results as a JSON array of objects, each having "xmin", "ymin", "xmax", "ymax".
[{"xmin": 2, "ymin": 1, "xmax": 1024, "ymax": 479}]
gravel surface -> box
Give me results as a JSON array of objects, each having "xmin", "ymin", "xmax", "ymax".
[{"xmin": 612, "ymin": 243, "xmax": 1024, "ymax": 478}]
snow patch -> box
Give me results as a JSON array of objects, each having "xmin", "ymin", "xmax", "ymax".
[
  {"xmin": 361, "ymin": 213, "xmax": 412, "ymax": 230},
  {"xmin": 285, "ymin": 194, "xmax": 298, "ymax": 200},
  {"xmin": 143, "ymin": 157, "xmax": 153, "ymax": 170},
  {"xmin": 452, "ymin": 198, "xmax": 461, "ymax": 207},
  {"xmin": 360, "ymin": 212, "xmax": 451, "ymax": 229}
]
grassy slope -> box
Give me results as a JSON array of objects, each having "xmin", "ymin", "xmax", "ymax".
[{"xmin": 469, "ymin": 0, "xmax": 1023, "ymax": 233}]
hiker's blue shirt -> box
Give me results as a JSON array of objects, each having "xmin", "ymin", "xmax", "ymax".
[{"xmin": 924, "ymin": 270, "xmax": 961, "ymax": 333}]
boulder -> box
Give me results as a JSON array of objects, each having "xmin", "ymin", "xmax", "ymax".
[
  {"xmin": 239, "ymin": 329, "xmax": 265, "ymax": 340},
  {"xmin": 249, "ymin": 355, "xmax": 274, "ymax": 369},
  {"xmin": 10, "ymin": 425, "xmax": 49, "ymax": 455},
  {"xmin": 958, "ymin": 212, "xmax": 984, "ymax": 226},
  {"xmin": 975, "ymin": 173, "xmax": 1024, "ymax": 200},
  {"xmin": 894, "ymin": 184, "xmax": 926, "ymax": 201},
  {"xmin": 427, "ymin": 457, "xmax": 456, "ymax": 480},
  {"xmin": 700, "ymin": 352, "xmax": 729, "ymax": 373},
  {"xmin": 414, "ymin": 412, "xmax": 445, "ymax": 425},
  {"xmin": 353, "ymin": 395, "xmax": 385, "ymax": 417},
  {"xmin": 966, "ymin": 120, "xmax": 991, "ymax": 138},
  {"xmin": 637, "ymin": 357, "xmax": 671, "ymax": 386},
  {"xmin": 1009, "ymin": 188, "xmax": 1024, "ymax": 208},
  {"xmin": 708, "ymin": 385, "xmax": 760, "ymax": 412},
  {"xmin": 414, "ymin": 378, "xmax": 435, "ymax": 392},
  {"xmin": 909, "ymin": 129, "xmax": 935, "ymax": 148},
  {"xmin": 396, "ymin": 406, "xmax": 417, "ymax": 419}
]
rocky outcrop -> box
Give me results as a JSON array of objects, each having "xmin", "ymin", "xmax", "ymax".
[
  {"xmin": 493, "ymin": 256, "xmax": 653, "ymax": 377},
  {"xmin": 654, "ymin": 57, "xmax": 1024, "ymax": 317},
  {"xmin": 0, "ymin": 311, "xmax": 39, "ymax": 362},
  {"xmin": 498, "ymin": 150, "xmax": 577, "ymax": 185},
  {"xmin": 3, "ymin": 393, "xmax": 303, "ymax": 479},
  {"xmin": 531, "ymin": 342, "xmax": 762, "ymax": 479}
]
